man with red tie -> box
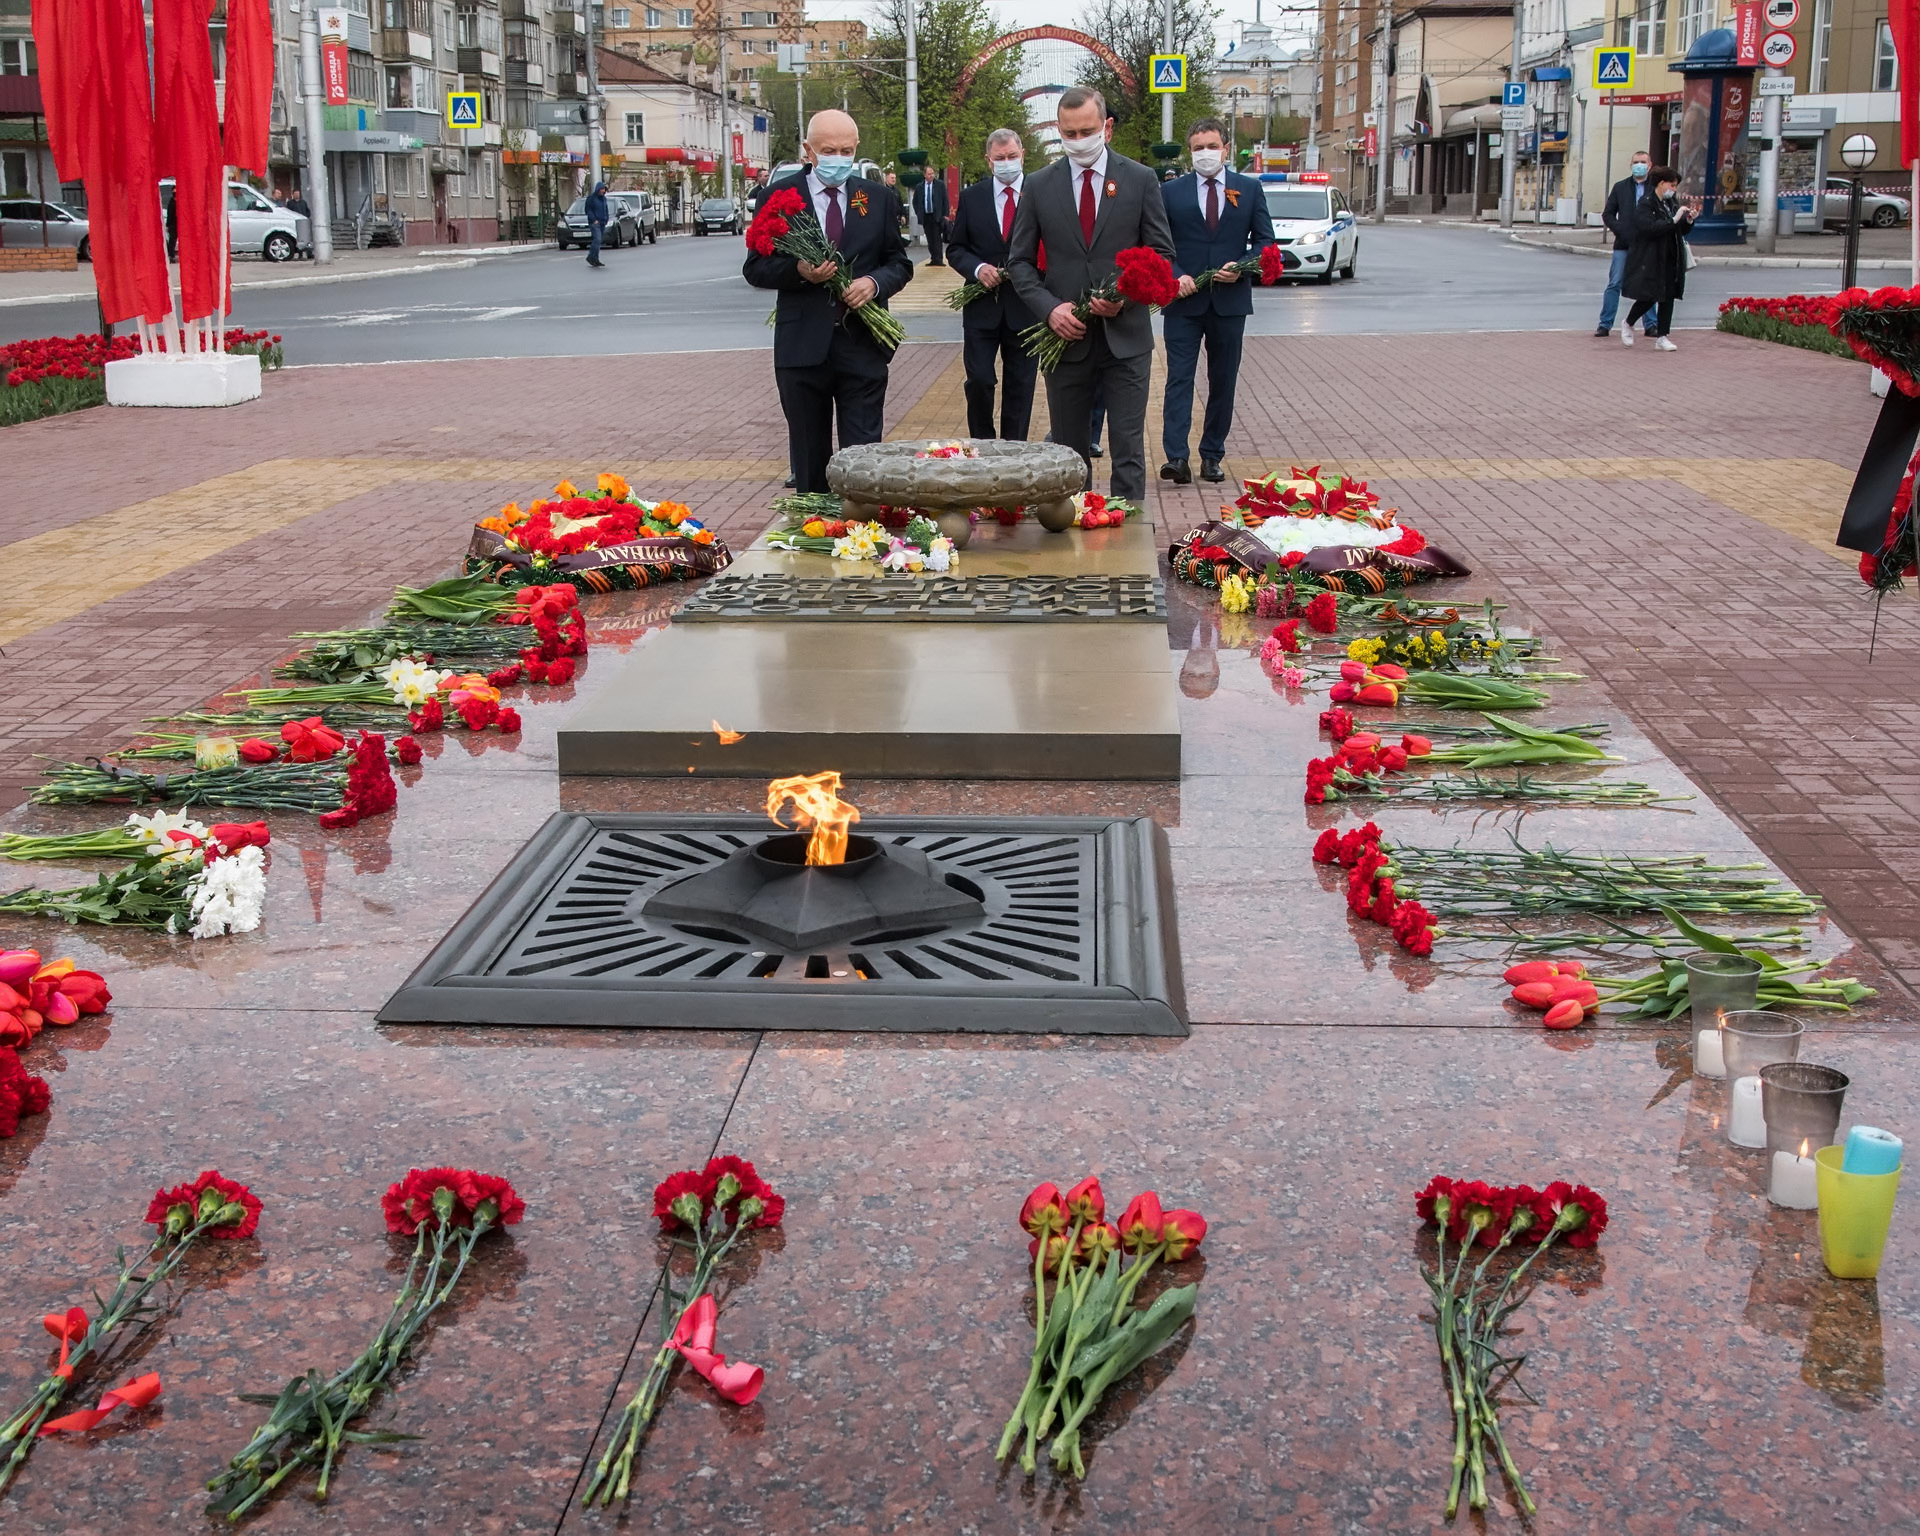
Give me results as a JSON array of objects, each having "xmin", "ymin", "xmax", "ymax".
[
  {"xmin": 945, "ymin": 127, "xmax": 1041, "ymax": 441},
  {"xmin": 743, "ymin": 109, "xmax": 913, "ymax": 494}
]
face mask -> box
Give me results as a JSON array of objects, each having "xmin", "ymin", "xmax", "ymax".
[
  {"xmin": 991, "ymin": 158, "xmax": 1023, "ymax": 185},
  {"xmin": 1661, "ymin": 189, "xmax": 1677, "ymax": 203},
  {"xmin": 812, "ymin": 155, "xmax": 855, "ymax": 187},
  {"xmin": 1631, "ymin": 163, "xmax": 1649, "ymax": 180},
  {"xmin": 1060, "ymin": 132, "xmax": 1105, "ymax": 168},
  {"xmin": 1190, "ymin": 149, "xmax": 1225, "ymax": 177}
]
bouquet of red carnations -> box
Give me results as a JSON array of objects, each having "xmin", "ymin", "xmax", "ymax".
[
  {"xmin": 746, "ymin": 188, "xmax": 906, "ymax": 351},
  {"xmin": 1187, "ymin": 240, "xmax": 1290, "ymax": 292},
  {"xmin": 1018, "ymin": 246, "xmax": 1180, "ymax": 372},
  {"xmin": 997, "ymin": 1178, "xmax": 1204, "ymax": 1477},
  {"xmin": 1415, "ymin": 1177, "xmax": 1607, "ymax": 1519}
]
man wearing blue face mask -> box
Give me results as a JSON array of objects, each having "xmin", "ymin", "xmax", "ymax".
[
  {"xmin": 1598, "ymin": 150, "xmax": 1655, "ymax": 339},
  {"xmin": 744, "ymin": 108, "xmax": 914, "ymax": 494},
  {"xmin": 946, "ymin": 127, "xmax": 1041, "ymax": 439}
]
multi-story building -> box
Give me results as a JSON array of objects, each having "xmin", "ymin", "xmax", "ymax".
[
  {"xmin": 1210, "ymin": 16, "xmax": 1316, "ymax": 164},
  {"xmin": 602, "ymin": 4, "xmax": 862, "ymax": 92},
  {"xmin": 596, "ymin": 44, "xmax": 771, "ymax": 217},
  {"xmin": 1314, "ymin": 0, "xmax": 1381, "ymax": 201},
  {"xmin": 0, "ymin": 0, "xmax": 54, "ymax": 206}
]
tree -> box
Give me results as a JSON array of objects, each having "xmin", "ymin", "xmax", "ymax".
[
  {"xmin": 1071, "ymin": 0, "xmax": 1221, "ymax": 162},
  {"xmin": 754, "ymin": 62, "xmax": 862, "ymax": 166},
  {"xmin": 854, "ymin": 0, "xmax": 1029, "ymax": 177}
]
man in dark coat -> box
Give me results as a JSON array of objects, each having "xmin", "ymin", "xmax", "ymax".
[
  {"xmin": 912, "ymin": 169, "xmax": 950, "ymax": 266},
  {"xmin": 584, "ymin": 181, "xmax": 610, "ymax": 268},
  {"xmin": 1158, "ymin": 116, "xmax": 1276, "ymax": 484},
  {"xmin": 1619, "ymin": 165, "xmax": 1694, "ymax": 350},
  {"xmin": 743, "ymin": 109, "xmax": 914, "ymax": 494},
  {"xmin": 946, "ymin": 127, "xmax": 1041, "ymax": 440},
  {"xmin": 1006, "ymin": 88, "xmax": 1176, "ymax": 502},
  {"xmin": 1598, "ymin": 149, "xmax": 1653, "ymax": 337}
]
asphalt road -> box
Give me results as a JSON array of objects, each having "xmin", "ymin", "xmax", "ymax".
[{"xmin": 0, "ymin": 222, "xmax": 1866, "ymax": 364}]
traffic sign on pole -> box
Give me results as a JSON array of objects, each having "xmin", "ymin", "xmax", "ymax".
[
  {"xmin": 1593, "ymin": 48, "xmax": 1634, "ymax": 89},
  {"xmin": 1761, "ymin": 30, "xmax": 1797, "ymax": 66},
  {"xmin": 446, "ymin": 90, "xmax": 481, "ymax": 131},
  {"xmin": 1501, "ymin": 82, "xmax": 1526, "ymax": 107},
  {"xmin": 1756, "ymin": 73, "xmax": 1795, "ymax": 95},
  {"xmin": 1764, "ymin": 0, "xmax": 1799, "ymax": 25},
  {"xmin": 1148, "ymin": 54, "xmax": 1188, "ymax": 93}
]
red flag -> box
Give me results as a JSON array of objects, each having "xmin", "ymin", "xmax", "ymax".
[
  {"xmin": 153, "ymin": 0, "xmax": 226, "ymax": 324},
  {"xmin": 75, "ymin": 0, "xmax": 171, "ymax": 326},
  {"xmin": 223, "ymin": 0, "xmax": 273, "ymax": 175},
  {"xmin": 1893, "ymin": 0, "xmax": 1920, "ymax": 166},
  {"xmin": 28, "ymin": 0, "xmax": 85, "ymax": 182}
]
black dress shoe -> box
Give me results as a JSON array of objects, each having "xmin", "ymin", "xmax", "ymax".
[
  {"xmin": 783, "ymin": 475, "xmax": 795, "ymax": 488},
  {"xmin": 1593, "ymin": 325, "xmax": 1609, "ymax": 336},
  {"xmin": 1200, "ymin": 458, "xmax": 1225, "ymax": 482},
  {"xmin": 1159, "ymin": 458, "xmax": 1191, "ymax": 485},
  {"xmin": 1088, "ymin": 442, "xmax": 1103, "ymax": 458}
]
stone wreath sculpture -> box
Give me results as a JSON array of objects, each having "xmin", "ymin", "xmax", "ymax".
[{"xmin": 826, "ymin": 439, "xmax": 1088, "ymax": 548}]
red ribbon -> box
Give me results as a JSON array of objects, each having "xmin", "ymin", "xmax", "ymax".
[
  {"xmin": 668, "ymin": 1293, "xmax": 764, "ymax": 1405},
  {"xmin": 38, "ymin": 1373, "xmax": 162, "ymax": 1435},
  {"xmin": 41, "ymin": 1307, "xmax": 87, "ymax": 1378}
]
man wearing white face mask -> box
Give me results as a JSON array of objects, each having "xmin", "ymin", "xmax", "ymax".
[
  {"xmin": 1006, "ymin": 88, "xmax": 1175, "ymax": 502},
  {"xmin": 946, "ymin": 127, "xmax": 1041, "ymax": 439},
  {"xmin": 744, "ymin": 108, "xmax": 913, "ymax": 494}
]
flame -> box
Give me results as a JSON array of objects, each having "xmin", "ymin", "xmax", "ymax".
[
  {"xmin": 766, "ymin": 770, "xmax": 859, "ymax": 866},
  {"xmin": 1800, "ymin": 1138, "xmax": 1811, "ymax": 1160},
  {"xmin": 713, "ymin": 720, "xmax": 745, "ymax": 745}
]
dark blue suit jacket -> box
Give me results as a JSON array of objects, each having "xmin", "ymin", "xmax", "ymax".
[
  {"xmin": 1161, "ymin": 170, "xmax": 1275, "ymax": 319},
  {"xmin": 945, "ymin": 176, "xmax": 1039, "ymax": 334}
]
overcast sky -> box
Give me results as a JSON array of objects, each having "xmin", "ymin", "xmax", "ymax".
[{"xmin": 803, "ymin": 0, "xmax": 1318, "ymax": 54}]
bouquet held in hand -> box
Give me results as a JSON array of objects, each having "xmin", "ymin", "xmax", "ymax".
[
  {"xmin": 1019, "ymin": 247, "xmax": 1179, "ymax": 373},
  {"xmin": 747, "ymin": 188, "xmax": 905, "ymax": 351}
]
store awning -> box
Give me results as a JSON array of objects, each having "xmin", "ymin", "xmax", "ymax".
[
  {"xmin": 1443, "ymin": 103, "xmax": 1504, "ymax": 137},
  {"xmin": 642, "ymin": 147, "xmax": 688, "ymax": 163}
]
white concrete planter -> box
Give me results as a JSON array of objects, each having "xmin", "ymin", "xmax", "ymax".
[{"xmin": 105, "ymin": 352, "xmax": 262, "ymax": 408}]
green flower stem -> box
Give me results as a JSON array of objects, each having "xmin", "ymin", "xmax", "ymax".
[{"xmin": 0, "ymin": 829, "xmax": 150, "ymax": 863}]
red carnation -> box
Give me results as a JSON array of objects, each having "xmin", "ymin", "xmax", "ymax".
[
  {"xmin": 1270, "ymin": 618, "xmax": 1302, "ymax": 653},
  {"xmin": 1415, "ymin": 1174, "xmax": 1457, "ymax": 1227},
  {"xmin": 457, "ymin": 697, "xmax": 498, "ymax": 732},
  {"xmin": 1305, "ymin": 592, "xmax": 1339, "ymax": 634},
  {"xmin": 1311, "ymin": 828, "xmax": 1342, "ymax": 864},
  {"xmin": 146, "ymin": 1169, "xmax": 262, "ymax": 1239},
  {"xmin": 1532, "ymin": 1181, "xmax": 1608, "ymax": 1247},
  {"xmin": 395, "ymin": 735, "xmax": 424, "ymax": 765},
  {"xmin": 486, "ymin": 665, "xmax": 523, "ymax": 687},
  {"xmin": 541, "ymin": 657, "xmax": 576, "ymax": 686},
  {"xmin": 408, "ymin": 696, "xmax": 445, "ymax": 733},
  {"xmin": 0, "ymin": 1047, "xmax": 52, "ymax": 1139},
  {"xmin": 495, "ymin": 708, "xmax": 522, "ymax": 734},
  {"xmin": 1319, "ymin": 707, "xmax": 1355, "ymax": 741},
  {"xmin": 205, "ymin": 822, "xmax": 270, "ymax": 859},
  {"xmin": 654, "ymin": 1167, "xmax": 715, "ymax": 1231},
  {"xmin": 702, "ymin": 1154, "xmax": 785, "ymax": 1228},
  {"xmin": 320, "ymin": 731, "xmax": 397, "ymax": 830},
  {"xmin": 764, "ymin": 186, "xmax": 806, "ymax": 217},
  {"xmin": 382, "ymin": 1167, "xmax": 524, "ymax": 1235}
]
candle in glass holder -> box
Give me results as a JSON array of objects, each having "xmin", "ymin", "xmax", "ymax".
[
  {"xmin": 1770, "ymin": 1138, "xmax": 1819, "ymax": 1209},
  {"xmin": 1695, "ymin": 1015, "xmax": 1727, "ymax": 1078},
  {"xmin": 1721, "ymin": 1012, "xmax": 1805, "ymax": 1148},
  {"xmin": 1729, "ymin": 1076, "xmax": 1767, "ymax": 1148},
  {"xmin": 1686, "ymin": 954, "xmax": 1760, "ymax": 1081}
]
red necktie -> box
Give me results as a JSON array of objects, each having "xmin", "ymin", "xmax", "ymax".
[
  {"xmin": 1205, "ymin": 177, "xmax": 1219, "ymax": 232},
  {"xmin": 1079, "ymin": 168, "xmax": 1096, "ymax": 245},
  {"xmin": 823, "ymin": 186, "xmax": 842, "ymax": 247},
  {"xmin": 1001, "ymin": 185, "xmax": 1017, "ymax": 242}
]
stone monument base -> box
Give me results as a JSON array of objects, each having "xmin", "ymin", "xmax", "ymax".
[{"xmin": 105, "ymin": 352, "xmax": 261, "ymax": 408}]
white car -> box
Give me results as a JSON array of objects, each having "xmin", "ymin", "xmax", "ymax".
[
  {"xmin": 1260, "ymin": 176, "xmax": 1359, "ymax": 284},
  {"xmin": 160, "ymin": 179, "xmax": 313, "ymax": 261},
  {"xmin": 1820, "ymin": 178, "xmax": 1911, "ymax": 228}
]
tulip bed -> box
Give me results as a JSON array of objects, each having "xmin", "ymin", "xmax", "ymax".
[
  {"xmin": 1715, "ymin": 296, "xmax": 1854, "ymax": 361},
  {"xmin": 0, "ymin": 329, "xmax": 284, "ymax": 428}
]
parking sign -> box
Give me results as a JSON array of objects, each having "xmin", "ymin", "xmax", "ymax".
[{"xmin": 1501, "ymin": 82, "xmax": 1526, "ymax": 107}]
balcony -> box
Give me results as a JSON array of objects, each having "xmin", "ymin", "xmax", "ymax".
[
  {"xmin": 507, "ymin": 59, "xmax": 547, "ymax": 86},
  {"xmin": 382, "ymin": 28, "xmax": 433, "ymax": 61},
  {"xmin": 500, "ymin": 0, "xmax": 536, "ymax": 15},
  {"xmin": 550, "ymin": 11, "xmax": 578, "ymax": 36},
  {"xmin": 457, "ymin": 47, "xmax": 503, "ymax": 76},
  {"xmin": 552, "ymin": 71, "xmax": 582, "ymax": 95},
  {"xmin": 384, "ymin": 108, "xmax": 443, "ymax": 145}
]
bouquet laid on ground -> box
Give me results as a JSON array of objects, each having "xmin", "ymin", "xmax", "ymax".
[
  {"xmin": 468, "ymin": 474, "xmax": 732, "ymax": 592},
  {"xmin": 1, "ymin": 816, "xmax": 270, "ymax": 937},
  {"xmin": 1303, "ymin": 724, "xmax": 1674, "ymax": 808},
  {"xmin": 768, "ymin": 514, "xmax": 957, "ymax": 572},
  {"xmin": 996, "ymin": 1178, "xmax": 1204, "ymax": 1478},
  {"xmin": 746, "ymin": 187, "xmax": 907, "ymax": 351},
  {"xmin": 1311, "ymin": 821, "xmax": 1439, "ymax": 956},
  {"xmin": 582, "ymin": 1156, "xmax": 783, "ymax": 1507},
  {"xmin": 1019, "ymin": 246, "xmax": 1179, "ymax": 372},
  {"xmin": 1416, "ymin": 1177, "xmax": 1607, "ymax": 1519},
  {"xmin": 1070, "ymin": 491, "xmax": 1139, "ymax": 528},
  {"xmin": 1328, "ymin": 666, "xmax": 1550, "ymax": 711},
  {"xmin": 0, "ymin": 1170, "xmax": 261, "ymax": 1499},
  {"xmin": 206, "ymin": 1168, "xmax": 523, "ymax": 1519},
  {"xmin": 1, "ymin": 947, "xmax": 113, "ymax": 1138},
  {"xmin": 1318, "ymin": 706, "xmax": 1609, "ymax": 749},
  {"xmin": 1590, "ymin": 911, "xmax": 1873, "ymax": 1018}
]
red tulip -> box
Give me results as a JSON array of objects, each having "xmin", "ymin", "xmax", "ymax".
[
  {"xmin": 1401, "ymin": 733, "xmax": 1432, "ymax": 756},
  {"xmin": 280, "ymin": 717, "xmax": 344, "ymax": 763},
  {"xmin": 1019, "ymin": 1182, "xmax": 1069, "ymax": 1237},
  {"xmin": 1345, "ymin": 732, "xmax": 1382, "ymax": 751},
  {"xmin": 1117, "ymin": 1190, "xmax": 1165, "ymax": 1253},
  {"xmin": 1370, "ymin": 662, "xmax": 1408, "ymax": 681},
  {"xmin": 52, "ymin": 969, "xmax": 110, "ymax": 1015},
  {"xmin": 1339, "ymin": 660, "xmax": 1368, "ymax": 683},
  {"xmin": 0, "ymin": 951, "xmax": 39, "ymax": 989},
  {"xmin": 238, "ymin": 738, "xmax": 278, "ymax": 763},
  {"xmin": 1503, "ymin": 961, "xmax": 1556, "ymax": 986},
  {"xmin": 1542, "ymin": 999, "xmax": 1585, "ymax": 1030},
  {"xmin": 206, "ymin": 822, "xmax": 270, "ymax": 857},
  {"xmin": 1511, "ymin": 981, "xmax": 1556, "ymax": 1010},
  {"xmin": 1161, "ymin": 1207, "xmax": 1207, "ymax": 1259},
  {"xmin": 1064, "ymin": 1176, "xmax": 1105, "ymax": 1224},
  {"xmin": 1355, "ymin": 683, "xmax": 1399, "ymax": 706},
  {"xmin": 1329, "ymin": 682, "xmax": 1358, "ymax": 703}
]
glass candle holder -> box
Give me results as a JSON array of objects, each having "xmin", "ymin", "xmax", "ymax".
[
  {"xmin": 1816, "ymin": 1145, "xmax": 1901, "ymax": 1279},
  {"xmin": 1721, "ymin": 1012, "xmax": 1805, "ymax": 1149},
  {"xmin": 1685, "ymin": 953, "xmax": 1761, "ymax": 1079},
  {"xmin": 1762, "ymin": 1062, "xmax": 1850, "ymax": 1209}
]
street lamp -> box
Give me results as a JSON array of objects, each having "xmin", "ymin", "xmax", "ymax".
[
  {"xmin": 1227, "ymin": 85, "xmax": 1251, "ymax": 165},
  {"xmin": 1841, "ymin": 133, "xmax": 1877, "ymax": 290}
]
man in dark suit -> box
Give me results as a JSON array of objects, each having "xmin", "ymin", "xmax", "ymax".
[
  {"xmin": 912, "ymin": 169, "xmax": 949, "ymax": 266},
  {"xmin": 743, "ymin": 109, "xmax": 914, "ymax": 494},
  {"xmin": 1159, "ymin": 117, "xmax": 1276, "ymax": 484},
  {"xmin": 1598, "ymin": 149, "xmax": 1654, "ymax": 339},
  {"xmin": 946, "ymin": 127, "xmax": 1041, "ymax": 441},
  {"xmin": 1006, "ymin": 88, "xmax": 1175, "ymax": 502}
]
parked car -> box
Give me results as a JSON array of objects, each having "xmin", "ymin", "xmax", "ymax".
[
  {"xmin": 1259, "ymin": 175, "xmax": 1359, "ymax": 284},
  {"xmin": 159, "ymin": 179, "xmax": 313, "ymax": 261},
  {"xmin": 557, "ymin": 195, "xmax": 640, "ymax": 250},
  {"xmin": 694, "ymin": 197, "xmax": 743, "ymax": 235},
  {"xmin": 611, "ymin": 190, "xmax": 659, "ymax": 244},
  {"xmin": 0, "ymin": 200, "xmax": 89, "ymax": 260},
  {"xmin": 1821, "ymin": 178, "xmax": 1912, "ymax": 228}
]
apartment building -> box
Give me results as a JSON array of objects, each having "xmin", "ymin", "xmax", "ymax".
[
  {"xmin": 1315, "ymin": 0, "xmax": 1381, "ymax": 202},
  {"xmin": 597, "ymin": 43, "xmax": 771, "ymax": 214},
  {"xmin": 601, "ymin": 4, "xmax": 864, "ymax": 91},
  {"xmin": 1374, "ymin": 2, "xmax": 1513, "ymax": 212},
  {"xmin": 1210, "ymin": 16, "xmax": 1315, "ymax": 163}
]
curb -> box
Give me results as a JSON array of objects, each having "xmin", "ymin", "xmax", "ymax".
[{"xmin": 1506, "ymin": 230, "xmax": 1909, "ymax": 269}]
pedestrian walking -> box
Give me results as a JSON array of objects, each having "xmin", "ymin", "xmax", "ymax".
[
  {"xmin": 1620, "ymin": 166, "xmax": 1694, "ymax": 351},
  {"xmin": 1007, "ymin": 88, "xmax": 1175, "ymax": 502},
  {"xmin": 1159, "ymin": 116, "xmax": 1276, "ymax": 485},
  {"xmin": 946, "ymin": 128, "xmax": 1041, "ymax": 441},
  {"xmin": 584, "ymin": 181, "xmax": 610, "ymax": 268},
  {"xmin": 743, "ymin": 108, "xmax": 913, "ymax": 494},
  {"xmin": 913, "ymin": 170, "xmax": 950, "ymax": 266},
  {"xmin": 1597, "ymin": 149, "xmax": 1654, "ymax": 339}
]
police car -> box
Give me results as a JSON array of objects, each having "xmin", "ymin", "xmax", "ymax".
[{"xmin": 1259, "ymin": 172, "xmax": 1359, "ymax": 284}]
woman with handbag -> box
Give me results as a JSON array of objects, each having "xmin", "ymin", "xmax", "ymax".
[{"xmin": 1619, "ymin": 166, "xmax": 1695, "ymax": 351}]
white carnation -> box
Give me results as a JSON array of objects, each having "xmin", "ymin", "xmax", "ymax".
[{"xmin": 187, "ymin": 844, "xmax": 268, "ymax": 939}]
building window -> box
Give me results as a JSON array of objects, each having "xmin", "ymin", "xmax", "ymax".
[
  {"xmin": 737, "ymin": 37, "xmax": 753, "ymax": 52},
  {"xmin": 1631, "ymin": 0, "xmax": 1667, "ymax": 56},
  {"xmin": 0, "ymin": 38, "xmax": 36, "ymax": 74},
  {"xmin": 1, "ymin": 150, "xmax": 28, "ymax": 196},
  {"xmin": 1675, "ymin": 0, "xmax": 1711, "ymax": 51},
  {"xmin": 349, "ymin": 50, "xmax": 378, "ymax": 101},
  {"xmin": 646, "ymin": 7, "xmax": 661, "ymax": 24},
  {"xmin": 391, "ymin": 153, "xmax": 411, "ymax": 195},
  {"xmin": 676, "ymin": 7, "xmax": 693, "ymax": 24},
  {"xmin": 625, "ymin": 111, "xmax": 646, "ymax": 143},
  {"xmin": 1809, "ymin": 0, "xmax": 1831, "ymax": 88},
  {"xmin": 482, "ymin": 153, "xmax": 495, "ymax": 197},
  {"xmin": 386, "ymin": 65, "xmax": 412, "ymax": 106},
  {"xmin": 1876, "ymin": 17, "xmax": 1899, "ymax": 89}
]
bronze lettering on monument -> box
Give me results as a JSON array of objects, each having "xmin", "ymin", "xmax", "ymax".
[{"xmin": 673, "ymin": 574, "xmax": 1167, "ymax": 623}]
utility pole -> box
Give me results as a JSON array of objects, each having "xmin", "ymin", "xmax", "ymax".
[
  {"xmin": 585, "ymin": 0, "xmax": 602, "ymax": 193},
  {"xmin": 1162, "ymin": 0, "xmax": 1175, "ymax": 143},
  {"xmin": 718, "ymin": 24, "xmax": 732, "ymax": 200},
  {"xmin": 1754, "ymin": 65, "xmax": 1782, "ymax": 254},
  {"xmin": 905, "ymin": 0, "xmax": 920, "ymax": 148},
  {"xmin": 1372, "ymin": 0, "xmax": 1392, "ymax": 222},
  {"xmin": 298, "ymin": 0, "xmax": 333, "ymax": 263},
  {"xmin": 1499, "ymin": 0, "xmax": 1522, "ymax": 226}
]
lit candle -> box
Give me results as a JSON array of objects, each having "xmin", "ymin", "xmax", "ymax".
[
  {"xmin": 1695, "ymin": 1013, "xmax": 1727, "ymax": 1078},
  {"xmin": 1728, "ymin": 1076, "xmax": 1766, "ymax": 1148},
  {"xmin": 1842, "ymin": 1126, "xmax": 1904, "ymax": 1176},
  {"xmin": 1769, "ymin": 1138, "xmax": 1819, "ymax": 1209}
]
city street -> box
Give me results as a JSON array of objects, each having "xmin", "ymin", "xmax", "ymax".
[{"xmin": 0, "ymin": 222, "xmax": 1869, "ymax": 363}]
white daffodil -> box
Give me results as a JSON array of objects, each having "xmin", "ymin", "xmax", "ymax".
[{"xmin": 126, "ymin": 809, "xmax": 204, "ymax": 845}]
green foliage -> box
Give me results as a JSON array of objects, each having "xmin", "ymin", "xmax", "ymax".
[
  {"xmin": 1715, "ymin": 308, "xmax": 1855, "ymax": 359},
  {"xmin": 0, "ymin": 375, "xmax": 105, "ymax": 427},
  {"xmin": 855, "ymin": 0, "xmax": 1029, "ymax": 175},
  {"xmin": 755, "ymin": 63, "xmax": 863, "ymax": 164},
  {"xmin": 1071, "ymin": 0, "xmax": 1222, "ymax": 163}
]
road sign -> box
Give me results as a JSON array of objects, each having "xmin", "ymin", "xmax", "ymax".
[
  {"xmin": 446, "ymin": 90, "xmax": 481, "ymax": 131},
  {"xmin": 776, "ymin": 42, "xmax": 807, "ymax": 72},
  {"xmin": 1757, "ymin": 74, "xmax": 1795, "ymax": 95},
  {"xmin": 1148, "ymin": 54, "xmax": 1188, "ymax": 93},
  {"xmin": 1765, "ymin": 0, "xmax": 1800, "ymax": 25},
  {"xmin": 1593, "ymin": 48, "xmax": 1634, "ymax": 89},
  {"xmin": 1500, "ymin": 107, "xmax": 1529, "ymax": 130},
  {"xmin": 1502, "ymin": 82, "xmax": 1526, "ymax": 107},
  {"xmin": 1761, "ymin": 29, "xmax": 1797, "ymax": 66}
]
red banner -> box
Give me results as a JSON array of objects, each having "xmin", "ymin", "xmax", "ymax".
[
  {"xmin": 1734, "ymin": 3, "xmax": 1762, "ymax": 65},
  {"xmin": 731, "ymin": 130, "xmax": 744, "ymax": 164},
  {"xmin": 1362, "ymin": 126, "xmax": 1378, "ymax": 161},
  {"xmin": 320, "ymin": 7, "xmax": 349, "ymax": 105}
]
